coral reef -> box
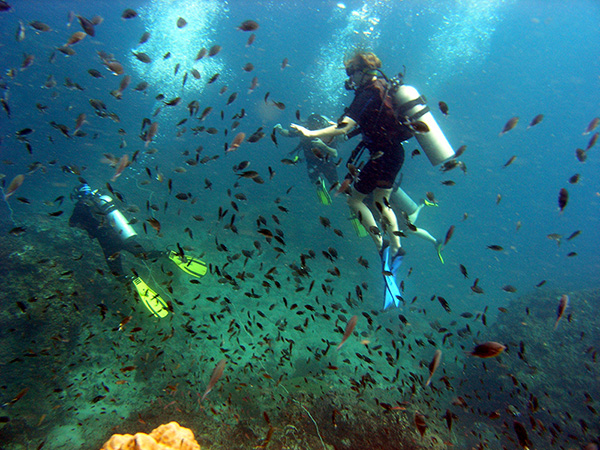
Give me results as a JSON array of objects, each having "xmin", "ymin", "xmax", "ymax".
[{"xmin": 101, "ymin": 422, "xmax": 200, "ymax": 450}]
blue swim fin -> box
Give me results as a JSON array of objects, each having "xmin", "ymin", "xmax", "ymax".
[{"xmin": 381, "ymin": 246, "xmax": 403, "ymax": 309}]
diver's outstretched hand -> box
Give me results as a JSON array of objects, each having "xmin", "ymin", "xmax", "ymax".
[{"xmin": 290, "ymin": 123, "xmax": 310, "ymax": 137}]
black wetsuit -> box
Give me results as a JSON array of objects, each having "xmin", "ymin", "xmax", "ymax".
[
  {"xmin": 69, "ymin": 198, "xmax": 162, "ymax": 277},
  {"xmin": 345, "ymin": 78, "xmax": 413, "ymax": 194}
]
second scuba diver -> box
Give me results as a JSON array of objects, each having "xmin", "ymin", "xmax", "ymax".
[
  {"xmin": 291, "ymin": 51, "xmax": 450, "ymax": 309},
  {"xmin": 273, "ymin": 113, "xmax": 340, "ymax": 205},
  {"xmin": 69, "ymin": 183, "xmax": 207, "ymax": 318}
]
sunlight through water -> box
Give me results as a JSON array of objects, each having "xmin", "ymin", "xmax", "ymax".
[{"xmin": 128, "ymin": 0, "xmax": 229, "ymax": 105}]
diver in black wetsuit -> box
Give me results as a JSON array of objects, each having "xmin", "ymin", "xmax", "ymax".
[
  {"xmin": 69, "ymin": 183, "xmax": 163, "ymax": 279},
  {"xmin": 274, "ymin": 113, "xmax": 340, "ymax": 205}
]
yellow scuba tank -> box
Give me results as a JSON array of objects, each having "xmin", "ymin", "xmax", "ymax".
[{"xmin": 392, "ymin": 84, "xmax": 455, "ymax": 166}]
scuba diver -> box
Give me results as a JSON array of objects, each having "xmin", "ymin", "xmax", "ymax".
[
  {"xmin": 273, "ymin": 113, "xmax": 340, "ymax": 205},
  {"xmin": 69, "ymin": 183, "xmax": 207, "ymax": 318},
  {"xmin": 291, "ymin": 51, "xmax": 454, "ymax": 309}
]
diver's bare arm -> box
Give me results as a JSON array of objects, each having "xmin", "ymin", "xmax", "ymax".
[{"xmin": 291, "ymin": 116, "xmax": 356, "ymax": 140}]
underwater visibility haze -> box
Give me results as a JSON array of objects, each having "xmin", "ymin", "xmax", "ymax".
[{"xmin": 0, "ymin": 0, "xmax": 599, "ymax": 449}]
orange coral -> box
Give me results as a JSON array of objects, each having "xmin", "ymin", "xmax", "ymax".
[{"xmin": 101, "ymin": 422, "xmax": 200, "ymax": 450}]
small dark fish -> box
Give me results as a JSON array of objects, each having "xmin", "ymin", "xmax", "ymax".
[
  {"xmin": 527, "ymin": 114, "xmax": 544, "ymax": 128},
  {"xmin": 414, "ymin": 412, "xmax": 427, "ymax": 438},
  {"xmin": 499, "ymin": 116, "xmax": 519, "ymax": 136},
  {"xmin": 554, "ymin": 294, "xmax": 569, "ymax": 329},
  {"xmin": 558, "ymin": 188, "xmax": 568, "ymax": 212},
  {"xmin": 66, "ymin": 31, "xmax": 86, "ymax": 46},
  {"xmin": 139, "ymin": 31, "xmax": 150, "ymax": 44},
  {"xmin": 503, "ymin": 155, "xmax": 516, "ymax": 168},
  {"xmin": 242, "ymin": 62, "xmax": 254, "ymax": 72},
  {"xmin": 408, "ymin": 121, "xmax": 429, "ymax": 133},
  {"xmin": 502, "ymin": 285, "xmax": 517, "ymax": 293},
  {"xmin": 77, "ymin": 15, "xmax": 95, "ymax": 36},
  {"xmin": 16, "ymin": 128, "xmax": 34, "ymax": 137},
  {"xmin": 443, "ymin": 225, "xmax": 454, "ymax": 246},
  {"xmin": 176, "ymin": 17, "xmax": 187, "ymax": 28},
  {"xmin": 513, "ymin": 420, "xmax": 532, "ymax": 450},
  {"xmin": 207, "ymin": 73, "xmax": 219, "ymax": 84},
  {"xmin": 438, "ymin": 101, "xmax": 449, "ymax": 115},
  {"xmin": 568, "ymin": 173, "xmax": 580, "ymax": 184},
  {"xmin": 336, "ymin": 315, "xmax": 358, "ymax": 350},
  {"xmin": 9, "ymin": 226, "xmax": 26, "ymax": 236},
  {"xmin": 238, "ymin": 20, "xmax": 259, "ymax": 31},
  {"xmin": 20, "ymin": 54, "xmax": 35, "ymax": 71},
  {"xmin": 208, "ymin": 45, "xmax": 222, "ymax": 57},
  {"xmin": 147, "ymin": 218, "xmax": 161, "ymax": 233},
  {"xmin": 471, "ymin": 278, "xmax": 484, "ymax": 294},
  {"xmin": 88, "ymin": 68, "xmax": 103, "ymax": 78},
  {"xmin": 122, "ymin": 8, "xmax": 138, "ymax": 19},
  {"xmin": 164, "ymin": 97, "xmax": 181, "ymax": 107},
  {"xmin": 487, "ymin": 245, "xmax": 503, "ymax": 251},
  {"xmin": 575, "ymin": 148, "xmax": 587, "ymax": 162},
  {"xmin": 459, "ymin": 264, "xmax": 468, "ymax": 278},
  {"xmin": 246, "ymin": 33, "xmax": 256, "ymax": 47},
  {"xmin": 281, "ymin": 58, "xmax": 289, "ymax": 70},
  {"xmin": 195, "ymin": 48, "xmax": 207, "ymax": 60},
  {"xmin": 0, "ymin": 1, "xmax": 13, "ymax": 12},
  {"xmin": 226, "ymin": 92, "xmax": 238, "ymax": 105},
  {"xmin": 586, "ymin": 132, "xmax": 598, "ymax": 150},
  {"xmin": 190, "ymin": 69, "xmax": 201, "ymax": 80},
  {"xmin": 30, "ymin": 21, "xmax": 51, "ymax": 32},
  {"xmin": 470, "ymin": 341, "xmax": 506, "ymax": 358},
  {"xmin": 199, "ymin": 106, "xmax": 213, "ymax": 121},
  {"xmin": 583, "ymin": 117, "xmax": 599, "ymax": 135},
  {"xmin": 132, "ymin": 51, "xmax": 151, "ymax": 63},
  {"xmin": 411, "ymin": 149, "xmax": 421, "ymax": 158},
  {"xmin": 566, "ymin": 230, "xmax": 581, "ymax": 241},
  {"xmin": 201, "ymin": 359, "xmax": 227, "ymax": 401},
  {"xmin": 272, "ymin": 100, "xmax": 285, "ymax": 110},
  {"xmin": 425, "ymin": 349, "xmax": 442, "ymax": 386},
  {"xmin": 437, "ymin": 296, "xmax": 451, "ymax": 312},
  {"xmin": 441, "ymin": 180, "xmax": 455, "ymax": 186},
  {"xmin": 454, "ymin": 144, "xmax": 467, "ymax": 158}
]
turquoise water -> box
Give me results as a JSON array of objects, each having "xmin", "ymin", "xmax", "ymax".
[{"xmin": 0, "ymin": 1, "xmax": 599, "ymax": 449}]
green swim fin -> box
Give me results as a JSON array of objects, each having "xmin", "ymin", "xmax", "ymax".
[
  {"xmin": 315, "ymin": 178, "xmax": 332, "ymax": 205},
  {"xmin": 132, "ymin": 277, "xmax": 169, "ymax": 318},
  {"xmin": 436, "ymin": 242, "xmax": 445, "ymax": 264},
  {"xmin": 349, "ymin": 214, "xmax": 368, "ymax": 238},
  {"xmin": 168, "ymin": 251, "xmax": 208, "ymax": 277}
]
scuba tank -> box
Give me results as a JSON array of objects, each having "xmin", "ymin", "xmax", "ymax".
[
  {"xmin": 388, "ymin": 75, "xmax": 455, "ymax": 166},
  {"xmin": 392, "ymin": 84, "xmax": 455, "ymax": 166},
  {"xmin": 96, "ymin": 194, "xmax": 137, "ymax": 240}
]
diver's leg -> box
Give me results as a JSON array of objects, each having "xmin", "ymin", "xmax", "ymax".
[
  {"xmin": 409, "ymin": 226, "xmax": 438, "ymax": 245},
  {"xmin": 322, "ymin": 161, "xmax": 339, "ymax": 186},
  {"xmin": 347, "ymin": 190, "xmax": 383, "ymax": 250},
  {"xmin": 101, "ymin": 245, "xmax": 125, "ymax": 278},
  {"xmin": 373, "ymin": 188, "xmax": 401, "ymax": 254},
  {"xmin": 390, "ymin": 186, "xmax": 418, "ymax": 217},
  {"xmin": 123, "ymin": 238, "xmax": 164, "ymax": 261}
]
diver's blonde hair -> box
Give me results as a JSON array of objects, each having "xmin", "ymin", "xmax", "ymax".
[{"xmin": 344, "ymin": 51, "xmax": 382, "ymax": 73}]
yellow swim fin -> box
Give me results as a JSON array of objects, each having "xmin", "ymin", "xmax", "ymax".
[
  {"xmin": 315, "ymin": 178, "xmax": 332, "ymax": 205},
  {"xmin": 168, "ymin": 251, "xmax": 208, "ymax": 277},
  {"xmin": 132, "ymin": 277, "xmax": 169, "ymax": 318}
]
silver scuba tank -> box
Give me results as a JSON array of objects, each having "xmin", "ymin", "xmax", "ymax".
[
  {"xmin": 391, "ymin": 83, "xmax": 455, "ymax": 166},
  {"xmin": 97, "ymin": 194, "xmax": 137, "ymax": 240}
]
